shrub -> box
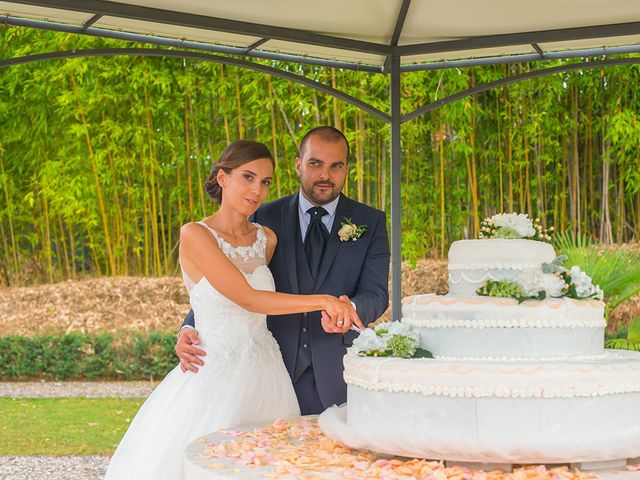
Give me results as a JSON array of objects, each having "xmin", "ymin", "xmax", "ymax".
[{"xmin": 0, "ymin": 332, "xmax": 177, "ymax": 380}]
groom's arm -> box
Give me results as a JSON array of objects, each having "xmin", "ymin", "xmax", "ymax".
[
  {"xmin": 349, "ymin": 210, "xmax": 390, "ymax": 325},
  {"xmin": 181, "ymin": 310, "xmax": 195, "ymax": 329}
]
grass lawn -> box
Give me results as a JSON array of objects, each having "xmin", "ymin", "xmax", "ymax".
[{"xmin": 0, "ymin": 398, "xmax": 144, "ymax": 455}]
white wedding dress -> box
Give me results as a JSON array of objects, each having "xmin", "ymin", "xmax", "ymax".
[{"xmin": 104, "ymin": 222, "xmax": 300, "ymax": 480}]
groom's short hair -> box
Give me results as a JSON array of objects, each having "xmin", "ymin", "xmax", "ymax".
[{"xmin": 298, "ymin": 126, "xmax": 350, "ymax": 162}]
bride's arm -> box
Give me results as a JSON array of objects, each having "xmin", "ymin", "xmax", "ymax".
[{"xmin": 180, "ymin": 223, "xmax": 363, "ymax": 328}]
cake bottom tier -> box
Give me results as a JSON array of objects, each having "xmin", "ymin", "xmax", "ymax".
[{"xmin": 319, "ymin": 350, "xmax": 640, "ymax": 464}]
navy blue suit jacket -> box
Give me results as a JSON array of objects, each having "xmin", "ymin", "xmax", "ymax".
[{"xmin": 183, "ymin": 193, "xmax": 390, "ymax": 407}]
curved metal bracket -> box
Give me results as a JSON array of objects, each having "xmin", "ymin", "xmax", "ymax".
[
  {"xmin": 0, "ymin": 47, "xmax": 391, "ymax": 123},
  {"xmin": 402, "ymin": 57, "xmax": 640, "ymax": 123}
]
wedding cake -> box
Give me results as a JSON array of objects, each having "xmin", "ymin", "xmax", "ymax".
[{"xmin": 319, "ymin": 214, "xmax": 640, "ymax": 466}]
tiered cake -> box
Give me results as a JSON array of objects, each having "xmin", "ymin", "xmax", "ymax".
[{"xmin": 319, "ymin": 238, "xmax": 640, "ymax": 465}]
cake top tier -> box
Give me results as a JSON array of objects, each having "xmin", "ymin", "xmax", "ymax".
[{"xmin": 448, "ymin": 239, "xmax": 556, "ymax": 271}]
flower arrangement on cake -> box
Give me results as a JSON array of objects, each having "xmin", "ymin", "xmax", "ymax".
[
  {"xmin": 477, "ymin": 255, "xmax": 604, "ymax": 302},
  {"xmin": 479, "ymin": 212, "xmax": 554, "ymax": 242},
  {"xmin": 350, "ymin": 322, "xmax": 433, "ymax": 358}
]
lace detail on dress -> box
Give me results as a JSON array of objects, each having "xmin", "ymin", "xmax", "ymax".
[
  {"xmin": 198, "ymin": 221, "xmax": 266, "ymax": 260},
  {"xmin": 195, "ymin": 221, "xmax": 268, "ymax": 276}
]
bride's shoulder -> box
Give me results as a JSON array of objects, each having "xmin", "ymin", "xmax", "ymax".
[{"xmin": 180, "ymin": 221, "xmax": 218, "ymax": 246}]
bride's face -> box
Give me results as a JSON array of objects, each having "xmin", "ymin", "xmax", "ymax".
[{"xmin": 218, "ymin": 157, "xmax": 273, "ymax": 216}]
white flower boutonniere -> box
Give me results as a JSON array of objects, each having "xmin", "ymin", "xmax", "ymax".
[{"xmin": 338, "ymin": 218, "xmax": 366, "ymax": 242}]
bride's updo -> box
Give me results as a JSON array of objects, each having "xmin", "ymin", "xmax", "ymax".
[{"xmin": 204, "ymin": 140, "xmax": 274, "ymax": 204}]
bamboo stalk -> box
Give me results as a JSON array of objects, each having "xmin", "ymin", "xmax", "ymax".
[
  {"xmin": 70, "ymin": 76, "xmax": 116, "ymax": 276},
  {"xmin": 331, "ymin": 68, "xmax": 341, "ymax": 130},
  {"xmin": 219, "ymin": 66, "xmax": 232, "ymax": 144},
  {"xmin": 0, "ymin": 146, "xmax": 18, "ymax": 276},
  {"xmin": 469, "ymin": 83, "xmax": 480, "ymax": 236},
  {"xmin": 143, "ymin": 78, "xmax": 163, "ymax": 276},
  {"xmin": 267, "ymin": 76, "xmax": 282, "ymax": 198},
  {"xmin": 439, "ymin": 127, "xmax": 446, "ymax": 258},
  {"xmin": 57, "ymin": 215, "xmax": 71, "ymax": 278},
  {"xmin": 356, "ymin": 111, "xmax": 364, "ymax": 203},
  {"xmin": 235, "ymin": 70, "xmax": 245, "ymax": 138}
]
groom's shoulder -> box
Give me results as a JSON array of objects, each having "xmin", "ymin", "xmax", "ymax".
[
  {"xmin": 253, "ymin": 194, "xmax": 296, "ymax": 227},
  {"xmin": 258, "ymin": 194, "xmax": 295, "ymax": 215}
]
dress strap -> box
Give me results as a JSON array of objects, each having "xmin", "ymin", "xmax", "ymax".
[
  {"xmin": 197, "ymin": 221, "xmax": 266, "ymax": 261},
  {"xmin": 196, "ymin": 221, "xmax": 223, "ymax": 247},
  {"xmin": 253, "ymin": 223, "xmax": 267, "ymax": 258}
]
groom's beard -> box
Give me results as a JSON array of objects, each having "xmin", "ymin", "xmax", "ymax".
[{"xmin": 303, "ymin": 181, "xmax": 340, "ymax": 205}]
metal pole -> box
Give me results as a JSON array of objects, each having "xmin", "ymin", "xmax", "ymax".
[{"xmin": 390, "ymin": 55, "xmax": 402, "ymax": 321}]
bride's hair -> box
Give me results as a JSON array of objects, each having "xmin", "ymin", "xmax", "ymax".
[{"xmin": 204, "ymin": 140, "xmax": 274, "ymax": 204}]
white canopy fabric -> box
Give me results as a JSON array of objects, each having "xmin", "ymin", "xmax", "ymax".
[{"xmin": 1, "ymin": 0, "xmax": 640, "ymax": 69}]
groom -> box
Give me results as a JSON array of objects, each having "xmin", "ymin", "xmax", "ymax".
[{"xmin": 176, "ymin": 126, "xmax": 390, "ymax": 415}]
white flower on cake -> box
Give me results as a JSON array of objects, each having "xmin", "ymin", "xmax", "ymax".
[
  {"xmin": 350, "ymin": 322, "xmax": 431, "ymax": 359},
  {"xmin": 479, "ymin": 212, "xmax": 553, "ymax": 242},
  {"xmin": 569, "ymin": 265, "xmax": 604, "ymax": 300},
  {"xmin": 478, "ymin": 256, "xmax": 603, "ymax": 302},
  {"xmin": 352, "ymin": 328, "xmax": 385, "ymax": 353},
  {"xmin": 516, "ymin": 269, "xmax": 567, "ymax": 298},
  {"xmin": 491, "ymin": 213, "xmax": 536, "ymax": 238}
]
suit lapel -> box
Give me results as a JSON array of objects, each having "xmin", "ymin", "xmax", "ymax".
[
  {"xmin": 313, "ymin": 194, "xmax": 354, "ymax": 291},
  {"xmin": 281, "ymin": 195, "xmax": 300, "ymax": 294}
]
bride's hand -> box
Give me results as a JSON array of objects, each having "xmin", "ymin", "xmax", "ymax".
[{"xmin": 321, "ymin": 295, "xmax": 364, "ymax": 333}]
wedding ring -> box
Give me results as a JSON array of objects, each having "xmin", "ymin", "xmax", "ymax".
[{"xmin": 337, "ymin": 320, "xmax": 344, "ymax": 326}]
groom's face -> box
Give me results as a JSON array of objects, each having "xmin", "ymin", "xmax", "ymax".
[{"xmin": 296, "ymin": 135, "xmax": 348, "ymax": 205}]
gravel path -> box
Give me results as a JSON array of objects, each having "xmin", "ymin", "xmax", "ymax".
[
  {"xmin": 0, "ymin": 456, "xmax": 109, "ymax": 480},
  {"xmin": 0, "ymin": 381, "xmax": 158, "ymax": 398}
]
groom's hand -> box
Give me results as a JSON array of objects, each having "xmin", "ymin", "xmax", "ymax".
[
  {"xmin": 321, "ymin": 295, "xmax": 364, "ymax": 333},
  {"xmin": 176, "ymin": 328, "xmax": 206, "ymax": 373},
  {"xmin": 320, "ymin": 311, "xmax": 343, "ymax": 333}
]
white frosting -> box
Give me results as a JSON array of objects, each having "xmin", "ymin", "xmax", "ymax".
[
  {"xmin": 320, "ymin": 388, "xmax": 640, "ymax": 464},
  {"xmin": 448, "ymin": 239, "xmax": 557, "ymax": 270},
  {"xmin": 318, "ymin": 350, "xmax": 640, "ymax": 464},
  {"xmin": 403, "ymin": 295, "xmax": 605, "ymax": 329},
  {"xmin": 448, "ymin": 239, "xmax": 556, "ymax": 295},
  {"xmin": 343, "ymin": 351, "xmax": 640, "ymax": 399},
  {"xmin": 402, "ymin": 294, "xmax": 606, "ymax": 359}
]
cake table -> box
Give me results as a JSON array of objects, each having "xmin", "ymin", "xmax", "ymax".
[{"xmin": 180, "ymin": 417, "xmax": 640, "ymax": 480}]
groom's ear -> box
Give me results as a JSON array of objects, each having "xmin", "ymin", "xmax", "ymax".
[{"xmin": 295, "ymin": 157, "xmax": 301, "ymax": 175}]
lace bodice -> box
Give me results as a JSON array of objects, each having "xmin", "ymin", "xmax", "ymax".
[
  {"xmin": 181, "ymin": 221, "xmax": 268, "ymax": 292},
  {"xmin": 180, "ymin": 221, "xmax": 276, "ymax": 353}
]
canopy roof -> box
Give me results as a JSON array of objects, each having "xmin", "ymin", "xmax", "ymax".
[{"xmin": 2, "ymin": 0, "xmax": 640, "ymax": 71}]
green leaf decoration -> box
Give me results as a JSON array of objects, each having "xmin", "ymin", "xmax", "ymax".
[{"xmin": 413, "ymin": 348, "xmax": 434, "ymax": 359}]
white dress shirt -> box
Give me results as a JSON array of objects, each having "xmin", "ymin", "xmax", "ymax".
[{"xmin": 297, "ymin": 190, "xmax": 340, "ymax": 241}]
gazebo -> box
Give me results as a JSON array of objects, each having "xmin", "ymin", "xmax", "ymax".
[{"xmin": 2, "ymin": 0, "xmax": 640, "ymax": 318}]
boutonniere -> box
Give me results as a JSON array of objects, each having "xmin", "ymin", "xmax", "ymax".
[{"xmin": 338, "ymin": 218, "xmax": 367, "ymax": 242}]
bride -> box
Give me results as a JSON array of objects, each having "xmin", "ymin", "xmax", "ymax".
[{"xmin": 104, "ymin": 140, "xmax": 361, "ymax": 480}]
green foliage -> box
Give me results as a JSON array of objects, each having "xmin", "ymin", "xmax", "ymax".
[
  {"xmin": 0, "ymin": 398, "xmax": 143, "ymax": 455},
  {"xmin": 606, "ymin": 316, "xmax": 640, "ymax": 351},
  {"xmin": 0, "ymin": 332, "xmax": 177, "ymax": 380},
  {"xmin": 557, "ymin": 246, "xmax": 640, "ymax": 311},
  {"xmin": 494, "ymin": 226, "xmax": 521, "ymax": 239},
  {"xmin": 554, "ymin": 231, "xmax": 594, "ymax": 253},
  {"xmin": 476, "ymin": 279, "xmax": 527, "ymax": 300},
  {"xmin": 386, "ymin": 335, "xmax": 417, "ymax": 359}
]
